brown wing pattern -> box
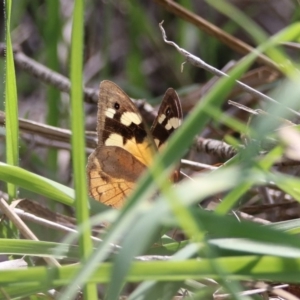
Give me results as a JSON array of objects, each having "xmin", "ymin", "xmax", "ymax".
[
  {"xmin": 87, "ymin": 147, "xmax": 146, "ymax": 208},
  {"xmin": 150, "ymin": 88, "xmax": 183, "ymax": 150},
  {"xmin": 87, "ymin": 81, "xmax": 182, "ymax": 208},
  {"xmin": 87, "ymin": 80, "xmax": 153, "ymax": 207},
  {"xmin": 97, "ymin": 80, "xmax": 155, "ymax": 166}
]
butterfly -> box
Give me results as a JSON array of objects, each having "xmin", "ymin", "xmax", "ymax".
[{"xmin": 87, "ymin": 80, "xmax": 182, "ymax": 208}]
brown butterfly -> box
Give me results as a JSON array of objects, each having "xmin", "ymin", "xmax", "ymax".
[{"xmin": 87, "ymin": 80, "xmax": 182, "ymax": 208}]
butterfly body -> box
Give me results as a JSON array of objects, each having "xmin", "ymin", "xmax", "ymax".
[{"xmin": 87, "ymin": 80, "xmax": 182, "ymax": 208}]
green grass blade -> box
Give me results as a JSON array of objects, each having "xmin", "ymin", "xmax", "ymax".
[
  {"xmin": 0, "ymin": 282, "xmax": 54, "ymax": 300},
  {"xmin": 67, "ymin": 0, "xmax": 97, "ymax": 298},
  {"xmin": 60, "ymin": 39, "xmax": 257, "ymax": 298},
  {"xmin": 0, "ymin": 162, "xmax": 74, "ymax": 205},
  {"xmin": 3, "ymin": 256, "xmax": 300, "ymax": 290},
  {"xmin": 208, "ymin": 0, "xmax": 300, "ymax": 77},
  {"xmin": 0, "ymin": 239, "xmax": 80, "ymax": 258},
  {"xmin": 5, "ymin": 0, "xmax": 19, "ymax": 199}
]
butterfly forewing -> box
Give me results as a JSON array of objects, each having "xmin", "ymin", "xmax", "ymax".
[
  {"xmin": 97, "ymin": 80, "xmax": 155, "ymax": 166},
  {"xmin": 151, "ymin": 88, "xmax": 183, "ymax": 150}
]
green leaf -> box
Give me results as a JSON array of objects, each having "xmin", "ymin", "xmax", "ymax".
[
  {"xmin": 5, "ymin": 0, "xmax": 19, "ymax": 198},
  {"xmin": 68, "ymin": 0, "xmax": 97, "ymax": 298},
  {"xmin": 0, "ymin": 162, "xmax": 74, "ymax": 205},
  {"xmin": 0, "ymin": 238, "xmax": 80, "ymax": 258}
]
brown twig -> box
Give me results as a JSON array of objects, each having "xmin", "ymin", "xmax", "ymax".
[
  {"xmin": 193, "ymin": 137, "xmax": 300, "ymax": 168},
  {"xmin": 0, "ymin": 110, "xmax": 97, "ymax": 149},
  {"xmin": 194, "ymin": 137, "xmax": 238, "ymax": 160},
  {"xmin": 0, "ymin": 43, "xmax": 156, "ymax": 120},
  {"xmin": 0, "ymin": 198, "xmax": 61, "ymax": 267},
  {"xmin": 159, "ymin": 22, "xmax": 300, "ymax": 118},
  {"xmin": 0, "ymin": 195, "xmax": 172, "ymax": 261},
  {"xmin": 0, "ymin": 43, "xmax": 98, "ymax": 103},
  {"xmin": 0, "ymin": 259, "xmax": 27, "ymax": 270},
  {"xmin": 214, "ymin": 283, "xmax": 289, "ymax": 300},
  {"xmin": 234, "ymin": 211, "xmax": 271, "ymax": 225},
  {"xmin": 13, "ymin": 200, "xmax": 105, "ymax": 242},
  {"xmin": 154, "ymin": 0, "xmax": 280, "ymax": 71},
  {"xmin": 181, "ymin": 159, "xmax": 218, "ymax": 171}
]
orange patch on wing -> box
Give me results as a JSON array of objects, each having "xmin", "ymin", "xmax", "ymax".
[
  {"xmin": 122, "ymin": 137, "xmax": 155, "ymax": 166},
  {"xmin": 90, "ymin": 179, "xmax": 134, "ymax": 209}
]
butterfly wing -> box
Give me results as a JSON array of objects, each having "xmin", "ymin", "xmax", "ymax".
[
  {"xmin": 150, "ymin": 88, "xmax": 183, "ymax": 182},
  {"xmin": 87, "ymin": 146, "xmax": 146, "ymax": 208},
  {"xmin": 151, "ymin": 88, "xmax": 183, "ymax": 150},
  {"xmin": 87, "ymin": 80, "xmax": 155, "ymax": 208},
  {"xmin": 97, "ymin": 80, "xmax": 155, "ymax": 165}
]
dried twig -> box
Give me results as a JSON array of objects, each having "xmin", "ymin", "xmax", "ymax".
[
  {"xmin": 234, "ymin": 211, "xmax": 271, "ymax": 225},
  {"xmin": 0, "ymin": 259, "xmax": 27, "ymax": 270},
  {"xmin": 181, "ymin": 159, "xmax": 218, "ymax": 171},
  {"xmin": 194, "ymin": 137, "xmax": 238, "ymax": 160},
  {"xmin": 270, "ymin": 286, "xmax": 300, "ymax": 300},
  {"xmin": 0, "ymin": 43, "xmax": 98, "ymax": 103},
  {"xmin": 228, "ymin": 100, "xmax": 260, "ymax": 115},
  {"xmin": 0, "ymin": 110, "xmax": 97, "ymax": 149},
  {"xmin": 159, "ymin": 22, "xmax": 300, "ymax": 118},
  {"xmin": 13, "ymin": 206, "xmax": 105, "ymax": 244},
  {"xmin": 0, "ymin": 198, "xmax": 61, "ymax": 267},
  {"xmin": 0, "ymin": 44, "xmax": 156, "ymax": 120},
  {"xmin": 0, "ymin": 193, "xmax": 171, "ymax": 262},
  {"xmin": 193, "ymin": 136, "xmax": 300, "ymax": 167},
  {"xmin": 181, "ymin": 65, "xmax": 280, "ymax": 112},
  {"xmin": 155, "ymin": 0, "xmax": 279, "ymax": 70},
  {"xmin": 214, "ymin": 283, "xmax": 289, "ymax": 299}
]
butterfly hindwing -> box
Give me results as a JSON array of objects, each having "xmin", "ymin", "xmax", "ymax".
[{"xmin": 87, "ymin": 146, "xmax": 146, "ymax": 208}]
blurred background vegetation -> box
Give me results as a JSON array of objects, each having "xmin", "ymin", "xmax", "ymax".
[
  {"xmin": 1, "ymin": 1, "xmax": 300, "ymax": 298},
  {"xmin": 1, "ymin": 0, "xmax": 298, "ymax": 187}
]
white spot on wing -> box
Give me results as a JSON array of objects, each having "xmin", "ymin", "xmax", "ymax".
[
  {"xmin": 105, "ymin": 133, "xmax": 123, "ymax": 147},
  {"xmin": 105, "ymin": 108, "xmax": 116, "ymax": 119},
  {"xmin": 154, "ymin": 138, "xmax": 160, "ymax": 147},
  {"xmin": 158, "ymin": 114, "xmax": 166, "ymax": 124},
  {"xmin": 121, "ymin": 112, "xmax": 142, "ymax": 126},
  {"xmin": 165, "ymin": 117, "xmax": 180, "ymax": 130},
  {"xmin": 171, "ymin": 117, "xmax": 181, "ymax": 129}
]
